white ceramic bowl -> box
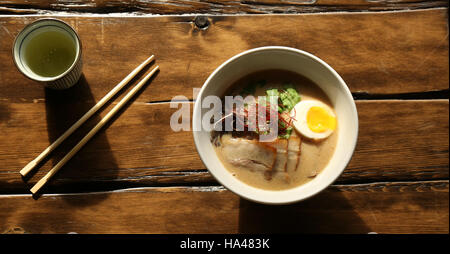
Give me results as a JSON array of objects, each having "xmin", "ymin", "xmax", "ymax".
[{"xmin": 193, "ymin": 46, "xmax": 358, "ymax": 205}]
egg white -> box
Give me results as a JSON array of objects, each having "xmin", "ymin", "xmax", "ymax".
[{"xmin": 290, "ymin": 100, "xmax": 336, "ymax": 140}]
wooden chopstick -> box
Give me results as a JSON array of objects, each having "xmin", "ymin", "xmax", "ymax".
[
  {"xmin": 30, "ymin": 65, "xmax": 160, "ymax": 195},
  {"xmin": 20, "ymin": 55, "xmax": 155, "ymax": 177}
]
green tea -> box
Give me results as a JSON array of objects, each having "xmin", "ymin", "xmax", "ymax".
[{"xmin": 23, "ymin": 28, "xmax": 76, "ymax": 77}]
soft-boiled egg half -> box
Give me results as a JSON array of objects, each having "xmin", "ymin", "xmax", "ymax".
[{"xmin": 290, "ymin": 100, "xmax": 337, "ymax": 140}]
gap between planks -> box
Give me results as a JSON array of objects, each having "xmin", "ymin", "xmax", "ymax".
[
  {"xmin": 144, "ymin": 97, "xmax": 450, "ymax": 105},
  {"xmin": 2, "ymin": 96, "xmax": 449, "ymax": 105},
  {"xmin": 0, "ymin": 6, "xmax": 449, "ymax": 17},
  {"xmin": 0, "ymin": 0, "xmax": 448, "ymax": 15},
  {"xmin": 0, "ymin": 179, "xmax": 447, "ymax": 197}
]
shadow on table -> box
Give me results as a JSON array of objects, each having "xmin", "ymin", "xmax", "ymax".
[
  {"xmin": 238, "ymin": 189, "xmax": 371, "ymax": 233},
  {"xmin": 41, "ymin": 74, "xmax": 119, "ymax": 206},
  {"xmin": 0, "ymin": 103, "xmax": 11, "ymax": 123}
]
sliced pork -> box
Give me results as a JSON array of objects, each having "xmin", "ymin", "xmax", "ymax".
[
  {"xmin": 220, "ymin": 135, "xmax": 276, "ymax": 172},
  {"xmin": 263, "ymin": 139, "xmax": 288, "ymax": 173},
  {"xmin": 286, "ymin": 135, "xmax": 301, "ymax": 172}
]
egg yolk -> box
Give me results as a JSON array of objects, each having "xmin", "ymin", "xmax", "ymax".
[{"xmin": 306, "ymin": 106, "xmax": 336, "ymax": 133}]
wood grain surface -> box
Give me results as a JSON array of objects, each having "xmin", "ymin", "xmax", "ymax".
[
  {"xmin": 0, "ymin": 100, "xmax": 448, "ymax": 193},
  {"xmin": 0, "ymin": 3, "xmax": 448, "ymax": 234},
  {"xmin": 0, "ymin": 0, "xmax": 447, "ymax": 15},
  {"xmin": 1, "ymin": 182, "xmax": 448, "ymax": 234},
  {"xmin": 0, "ymin": 9, "xmax": 449, "ymax": 103}
]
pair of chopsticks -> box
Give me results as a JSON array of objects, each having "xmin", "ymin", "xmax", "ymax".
[{"xmin": 21, "ymin": 55, "xmax": 159, "ymax": 195}]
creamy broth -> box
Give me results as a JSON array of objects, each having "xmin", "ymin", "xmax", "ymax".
[{"xmin": 212, "ymin": 69, "xmax": 338, "ymax": 191}]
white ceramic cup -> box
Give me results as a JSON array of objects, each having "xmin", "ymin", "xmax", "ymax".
[
  {"xmin": 13, "ymin": 18, "xmax": 83, "ymax": 89},
  {"xmin": 193, "ymin": 46, "xmax": 358, "ymax": 205}
]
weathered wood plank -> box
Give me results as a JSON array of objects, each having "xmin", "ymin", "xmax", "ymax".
[
  {"xmin": 0, "ymin": 0, "xmax": 447, "ymax": 15},
  {"xmin": 344, "ymin": 100, "xmax": 449, "ymax": 183},
  {"xmin": 0, "ymin": 9, "xmax": 448, "ymax": 103},
  {"xmin": 0, "ymin": 181, "xmax": 448, "ymax": 234},
  {"xmin": 0, "ymin": 99, "xmax": 447, "ymax": 193}
]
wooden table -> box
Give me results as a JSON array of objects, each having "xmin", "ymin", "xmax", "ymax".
[{"xmin": 0, "ymin": 0, "xmax": 448, "ymax": 234}]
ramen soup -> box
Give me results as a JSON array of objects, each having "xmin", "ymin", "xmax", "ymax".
[{"xmin": 211, "ymin": 69, "xmax": 338, "ymax": 190}]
